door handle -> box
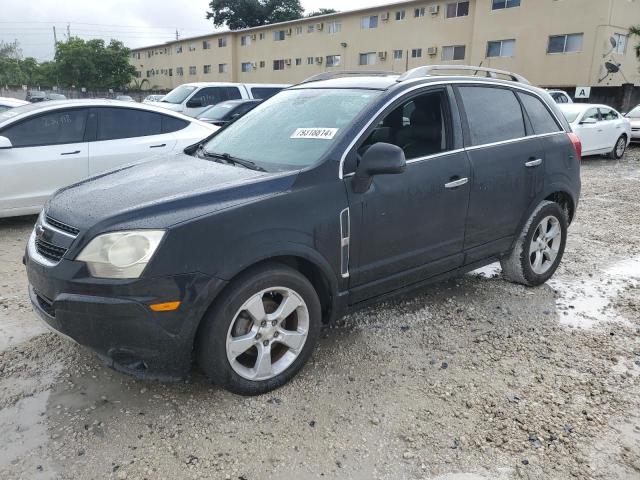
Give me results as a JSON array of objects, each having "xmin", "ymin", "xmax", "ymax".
[
  {"xmin": 60, "ymin": 150, "xmax": 80, "ymax": 155},
  {"xmin": 444, "ymin": 177, "xmax": 468, "ymax": 189},
  {"xmin": 525, "ymin": 158, "xmax": 543, "ymax": 168},
  {"xmin": 149, "ymin": 143, "xmax": 166, "ymax": 148}
]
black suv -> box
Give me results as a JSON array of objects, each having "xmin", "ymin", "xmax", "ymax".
[{"xmin": 25, "ymin": 66, "xmax": 581, "ymax": 395}]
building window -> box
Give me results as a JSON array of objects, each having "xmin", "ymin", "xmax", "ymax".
[
  {"xmin": 241, "ymin": 35, "xmax": 252, "ymax": 46},
  {"xmin": 326, "ymin": 55, "xmax": 341, "ymax": 67},
  {"xmin": 547, "ymin": 33, "xmax": 583, "ymax": 54},
  {"xmin": 219, "ymin": 63, "xmax": 228, "ymax": 73},
  {"xmin": 188, "ymin": 43, "xmax": 196, "ymax": 52},
  {"xmin": 273, "ymin": 30, "xmax": 285, "ymax": 41},
  {"xmin": 203, "ymin": 64, "xmax": 212, "ymax": 74},
  {"xmin": 218, "ymin": 37, "xmax": 227, "ymax": 47},
  {"xmin": 492, "ymin": 0, "xmax": 520, "ymax": 9},
  {"xmin": 446, "ymin": 2, "xmax": 469, "ymax": 18},
  {"xmin": 176, "ymin": 45, "xmax": 182, "ymax": 54},
  {"xmin": 359, "ymin": 52, "xmax": 377, "ymax": 65},
  {"xmin": 395, "ymin": 10, "xmax": 406, "ymax": 20},
  {"xmin": 295, "ymin": 57, "xmax": 302, "ymax": 65},
  {"xmin": 442, "ymin": 45, "xmax": 466, "ymax": 60},
  {"xmin": 168, "ymin": 68, "xmax": 173, "ymax": 76},
  {"xmin": 328, "ymin": 21, "xmax": 341, "ymax": 34},
  {"xmin": 295, "ymin": 26, "xmax": 303, "ymax": 35},
  {"xmin": 273, "ymin": 59, "xmax": 285, "ymax": 70},
  {"xmin": 393, "ymin": 49, "xmax": 403, "ymax": 59},
  {"xmin": 259, "ymin": 32, "xmax": 265, "ymax": 40},
  {"xmin": 487, "ymin": 39, "xmax": 516, "ymax": 57},
  {"xmin": 361, "ymin": 15, "xmax": 379, "ymax": 29},
  {"xmin": 203, "ymin": 40, "xmax": 211, "ymax": 50},
  {"xmin": 189, "ymin": 65, "xmax": 196, "ymax": 75},
  {"xmin": 241, "ymin": 62, "xmax": 253, "ymax": 72},
  {"xmin": 307, "ymin": 24, "xmax": 315, "ymax": 33},
  {"xmin": 259, "ymin": 60, "xmax": 265, "ymax": 68},
  {"xmin": 176, "ymin": 67, "xmax": 184, "ymax": 76},
  {"xmin": 613, "ymin": 33, "xmax": 627, "ymax": 54},
  {"xmin": 411, "ymin": 48, "xmax": 422, "ymax": 58},
  {"xmin": 307, "ymin": 56, "xmax": 314, "ymax": 64},
  {"xmin": 414, "ymin": 7, "xmax": 426, "ymax": 17}
]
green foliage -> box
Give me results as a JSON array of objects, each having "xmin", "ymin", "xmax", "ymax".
[
  {"xmin": 307, "ymin": 8, "xmax": 337, "ymax": 17},
  {"xmin": 206, "ymin": 0, "xmax": 304, "ymax": 30},
  {"xmin": 630, "ymin": 26, "xmax": 640, "ymax": 60}
]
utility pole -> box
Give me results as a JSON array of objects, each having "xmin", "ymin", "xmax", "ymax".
[
  {"xmin": 175, "ymin": 29, "xmax": 180, "ymax": 41},
  {"xmin": 53, "ymin": 26, "xmax": 58, "ymax": 46},
  {"xmin": 67, "ymin": 23, "xmax": 71, "ymax": 41}
]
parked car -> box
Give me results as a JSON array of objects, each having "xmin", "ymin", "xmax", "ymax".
[
  {"xmin": 0, "ymin": 100, "xmax": 216, "ymax": 217},
  {"xmin": 46, "ymin": 93, "xmax": 67, "ymax": 101},
  {"xmin": 0, "ymin": 97, "xmax": 29, "ymax": 112},
  {"xmin": 24, "ymin": 66, "xmax": 581, "ymax": 395},
  {"xmin": 624, "ymin": 105, "xmax": 640, "ymax": 141},
  {"xmin": 115, "ymin": 95, "xmax": 135, "ymax": 102},
  {"xmin": 558, "ymin": 103, "xmax": 631, "ymax": 158},
  {"xmin": 143, "ymin": 94, "xmax": 165, "ymax": 104},
  {"xmin": 153, "ymin": 82, "xmax": 288, "ymax": 117},
  {"xmin": 26, "ymin": 91, "xmax": 47, "ymax": 103},
  {"xmin": 548, "ymin": 90, "xmax": 573, "ymax": 104},
  {"xmin": 197, "ymin": 99, "xmax": 261, "ymax": 126}
]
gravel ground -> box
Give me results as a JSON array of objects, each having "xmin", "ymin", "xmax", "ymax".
[{"xmin": 1, "ymin": 146, "xmax": 639, "ymax": 480}]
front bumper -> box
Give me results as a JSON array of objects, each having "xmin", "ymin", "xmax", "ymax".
[{"xmin": 26, "ymin": 243, "xmax": 226, "ymax": 380}]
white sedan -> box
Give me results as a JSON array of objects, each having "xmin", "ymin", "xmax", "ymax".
[
  {"xmin": 0, "ymin": 97, "xmax": 29, "ymax": 112},
  {"xmin": 624, "ymin": 105, "xmax": 640, "ymax": 141},
  {"xmin": 0, "ymin": 100, "xmax": 217, "ymax": 218},
  {"xmin": 558, "ymin": 103, "xmax": 631, "ymax": 159}
]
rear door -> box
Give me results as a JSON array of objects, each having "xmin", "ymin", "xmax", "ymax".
[
  {"xmin": 575, "ymin": 107, "xmax": 602, "ymax": 154},
  {"xmin": 88, "ymin": 107, "xmax": 176, "ymax": 175},
  {"xmin": 598, "ymin": 107, "xmax": 623, "ymax": 151},
  {"xmin": 0, "ymin": 108, "xmax": 89, "ymax": 213},
  {"xmin": 183, "ymin": 86, "xmax": 244, "ymax": 117},
  {"xmin": 456, "ymin": 85, "xmax": 542, "ymax": 261}
]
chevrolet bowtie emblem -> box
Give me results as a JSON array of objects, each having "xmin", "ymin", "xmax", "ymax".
[{"xmin": 35, "ymin": 225, "xmax": 45, "ymax": 241}]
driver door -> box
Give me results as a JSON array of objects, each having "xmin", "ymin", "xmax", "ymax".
[{"xmin": 344, "ymin": 87, "xmax": 471, "ymax": 303}]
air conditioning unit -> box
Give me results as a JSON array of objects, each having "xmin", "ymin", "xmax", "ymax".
[
  {"xmin": 428, "ymin": 5, "xmax": 440, "ymax": 14},
  {"xmin": 251, "ymin": 62, "xmax": 258, "ymax": 69},
  {"xmin": 251, "ymin": 34, "xmax": 257, "ymax": 40},
  {"xmin": 316, "ymin": 22, "xmax": 324, "ymax": 31},
  {"xmin": 286, "ymin": 28, "xmax": 292, "ymax": 35},
  {"xmin": 378, "ymin": 51, "xmax": 388, "ymax": 60},
  {"xmin": 381, "ymin": 12, "xmax": 390, "ymax": 21},
  {"xmin": 427, "ymin": 46, "xmax": 438, "ymax": 55},
  {"xmin": 285, "ymin": 58, "xmax": 292, "ymax": 65},
  {"xmin": 315, "ymin": 56, "xmax": 323, "ymax": 64}
]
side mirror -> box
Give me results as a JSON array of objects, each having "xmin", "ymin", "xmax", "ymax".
[
  {"xmin": 352, "ymin": 142, "xmax": 406, "ymax": 193},
  {"xmin": 580, "ymin": 117, "xmax": 597, "ymax": 125},
  {"xmin": 186, "ymin": 98, "xmax": 203, "ymax": 108},
  {"xmin": 0, "ymin": 136, "xmax": 13, "ymax": 149}
]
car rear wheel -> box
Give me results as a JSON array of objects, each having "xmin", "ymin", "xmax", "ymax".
[
  {"xmin": 197, "ymin": 263, "xmax": 321, "ymax": 396},
  {"xmin": 609, "ymin": 135, "xmax": 627, "ymax": 159},
  {"xmin": 500, "ymin": 201, "xmax": 568, "ymax": 287}
]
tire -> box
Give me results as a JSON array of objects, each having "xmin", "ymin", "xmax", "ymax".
[
  {"xmin": 609, "ymin": 135, "xmax": 627, "ymax": 159},
  {"xmin": 196, "ymin": 262, "xmax": 321, "ymax": 396},
  {"xmin": 500, "ymin": 201, "xmax": 568, "ymax": 287}
]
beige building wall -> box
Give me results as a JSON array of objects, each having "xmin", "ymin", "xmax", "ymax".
[{"xmin": 130, "ymin": 0, "xmax": 640, "ymax": 90}]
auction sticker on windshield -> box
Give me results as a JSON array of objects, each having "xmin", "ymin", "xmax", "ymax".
[{"xmin": 290, "ymin": 128, "xmax": 338, "ymax": 140}]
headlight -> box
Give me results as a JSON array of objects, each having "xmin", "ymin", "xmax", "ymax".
[{"xmin": 76, "ymin": 230, "xmax": 165, "ymax": 279}]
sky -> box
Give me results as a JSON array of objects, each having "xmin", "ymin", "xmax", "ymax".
[{"xmin": 0, "ymin": 0, "xmax": 396, "ymax": 61}]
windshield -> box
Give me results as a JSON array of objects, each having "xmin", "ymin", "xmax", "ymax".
[
  {"xmin": 162, "ymin": 85, "xmax": 197, "ymax": 104},
  {"xmin": 627, "ymin": 106, "xmax": 640, "ymax": 118},
  {"xmin": 203, "ymin": 88, "xmax": 380, "ymax": 171},
  {"xmin": 200, "ymin": 103, "xmax": 235, "ymax": 120}
]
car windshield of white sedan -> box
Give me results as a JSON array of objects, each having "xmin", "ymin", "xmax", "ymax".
[
  {"xmin": 627, "ymin": 106, "xmax": 640, "ymax": 118},
  {"xmin": 203, "ymin": 88, "xmax": 380, "ymax": 171}
]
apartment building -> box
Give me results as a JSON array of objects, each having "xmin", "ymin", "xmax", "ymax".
[{"xmin": 130, "ymin": 0, "xmax": 640, "ymax": 90}]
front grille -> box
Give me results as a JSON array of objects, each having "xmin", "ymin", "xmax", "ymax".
[
  {"xmin": 35, "ymin": 238, "xmax": 68, "ymax": 262},
  {"xmin": 35, "ymin": 292, "xmax": 55, "ymax": 317},
  {"xmin": 45, "ymin": 216, "xmax": 80, "ymax": 236}
]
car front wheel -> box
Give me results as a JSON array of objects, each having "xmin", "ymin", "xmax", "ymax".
[{"xmin": 197, "ymin": 263, "xmax": 321, "ymax": 396}]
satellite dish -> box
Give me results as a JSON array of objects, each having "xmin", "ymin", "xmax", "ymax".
[
  {"xmin": 609, "ymin": 36, "xmax": 617, "ymax": 48},
  {"xmin": 605, "ymin": 61, "xmax": 620, "ymax": 73}
]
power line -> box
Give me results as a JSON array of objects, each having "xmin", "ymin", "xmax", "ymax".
[{"xmin": 0, "ymin": 21, "xmax": 213, "ymax": 31}]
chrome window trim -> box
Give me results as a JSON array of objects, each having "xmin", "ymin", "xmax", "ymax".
[
  {"xmin": 338, "ymin": 79, "xmax": 567, "ymax": 179},
  {"xmin": 339, "ymin": 207, "xmax": 350, "ymax": 278},
  {"xmin": 464, "ymin": 131, "xmax": 565, "ymax": 152}
]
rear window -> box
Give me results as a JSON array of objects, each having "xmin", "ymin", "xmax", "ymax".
[
  {"xmin": 97, "ymin": 108, "xmax": 162, "ymax": 140},
  {"xmin": 518, "ymin": 93, "xmax": 561, "ymax": 135},
  {"xmin": 458, "ymin": 86, "xmax": 525, "ymax": 145},
  {"xmin": 162, "ymin": 115, "xmax": 189, "ymax": 133}
]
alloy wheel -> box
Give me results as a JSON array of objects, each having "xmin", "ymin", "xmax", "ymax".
[
  {"xmin": 529, "ymin": 215, "xmax": 562, "ymax": 275},
  {"xmin": 615, "ymin": 137, "xmax": 626, "ymax": 158}
]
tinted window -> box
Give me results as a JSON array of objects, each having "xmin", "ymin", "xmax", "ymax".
[
  {"xmin": 458, "ymin": 86, "xmax": 525, "ymax": 145},
  {"xmin": 599, "ymin": 108, "xmax": 618, "ymax": 121},
  {"xmin": 97, "ymin": 108, "xmax": 162, "ymax": 141},
  {"xmin": 191, "ymin": 87, "xmax": 242, "ymax": 107},
  {"xmin": 518, "ymin": 93, "xmax": 561, "ymax": 135},
  {"xmin": 162, "ymin": 115, "xmax": 189, "ymax": 133},
  {"xmin": 550, "ymin": 92, "xmax": 569, "ymax": 103},
  {"xmin": 1, "ymin": 108, "xmax": 88, "ymax": 147},
  {"xmin": 250, "ymin": 87, "xmax": 283, "ymax": 99},
  {"xmin": 583, "ymin": 108, "xmax": 600, "ymax": 122}
]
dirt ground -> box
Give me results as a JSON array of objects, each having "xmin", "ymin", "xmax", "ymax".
[{"xmin": 1, "ymin": 147, "xmax": 639, "ymax": 480}]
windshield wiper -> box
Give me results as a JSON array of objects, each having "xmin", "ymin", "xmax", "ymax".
[{"xmin": 202, "ymin": 151, "xmax": 267, "ymax": 172}]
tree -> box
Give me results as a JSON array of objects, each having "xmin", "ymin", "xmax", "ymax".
[
  {"xmin": 307, "ymin": 8, "xmax": 337, "ymax": 17},
  {"xmin": 206, "ymin": 0, "xmax": 304, "ymax": 30},
  {"xmin": 630, "ymin": 26, "xmax": 640, "ymax": 60}
]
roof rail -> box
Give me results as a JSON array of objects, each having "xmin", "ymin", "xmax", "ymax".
[
  {"xmin": 300, "ymin": 70, "xmax": 398, "ymax": 84},
  {"xmin": 397, "ymin": 65, "xmax": 531, "ymax": 84}
]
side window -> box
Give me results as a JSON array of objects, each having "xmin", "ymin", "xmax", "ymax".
[
  {"xmin": 250, "ymin": 87, "xmax": 282, "ymax": 99},
  {"xmin": 192, "ymin": 87, "xmax": 241, "ymax": 107},
  {"xmin": 1, "ymin": 109, "xmax": 88, "ymax": 147},
  {"xmin": 358, "ymin": 91, "xmax": 450, "ymax": 161},
  {"xmin": 97, "ymin": 108, "xmax": 162, "ymax": 141},
  {"xmin": 583, "ymin": 108, "xmax": 600, "ymax": 122},
  {"xmin": 162, "ymin": 115, "xmax": 189, "ymax": 133},
  {"xmin": 225, "ymin": 87, "xmax": 243, "ymax": 100},
  {"xmin": 458, "ymin": 86, "xmax": 525, "ymax": 145},
  {"xmin": 599, "ymin": 108, "xmax": 618, "ymax": 121},
  {"xmin": 517, "ymin": 93, "xmax": 561, "ymax": 135},
  {"xmin": 551, "ymin": 92, "xmax": 568, "ymax": 104}
]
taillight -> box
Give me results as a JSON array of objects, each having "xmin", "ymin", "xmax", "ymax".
[{"xmin": 568, "ymin": 132, "xmax": 581, "ymax": 162}]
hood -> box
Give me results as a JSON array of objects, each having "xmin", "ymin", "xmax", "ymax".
[
  {"xmin": 150, "ymin": 101, "xmax": 182, "ymax": 112},
  {"xmin": 46, "ymin": 152, "xmax": 296, "ymax": 232}
]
